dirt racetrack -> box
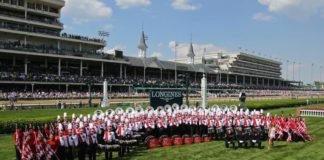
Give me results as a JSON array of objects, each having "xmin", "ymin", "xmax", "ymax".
[{"xmin": 1, "ymin": 95, "xmax": 320, "ymax": 106}]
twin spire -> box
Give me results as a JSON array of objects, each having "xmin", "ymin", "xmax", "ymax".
[
  {"xmin": 137, "ymin": 29, "xmax": 196, "ymax": 64},
  {"xmin": 138, "ymin": 30, "xmax": 148, "ymax": 58},
  {"xmin": 187, "ymin": 41, "xmax": 195, "ymax": 64}
]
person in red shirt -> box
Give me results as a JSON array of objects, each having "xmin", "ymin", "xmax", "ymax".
[
  {"xmin": 13, "ymin": 126, "xmax": 23, "ymax": 160},
  {"xmin": 43, "ymin": 124, "xmax": 51, "ymax": 139},
  {"xmin": 47, "ymin": 133, "xmax": 59, "ymax": 160},
  {"xmin": 27, "ymin": 127, "xmax": 37, "ymax": 156}
]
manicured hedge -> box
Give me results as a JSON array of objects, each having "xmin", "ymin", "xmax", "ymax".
[{"xmin": 0, "ymin": 120, "xmax": 53, "ymax": 134}]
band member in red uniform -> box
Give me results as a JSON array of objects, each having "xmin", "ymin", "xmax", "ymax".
[
  {"xmin": 88, "ymin": 123, "xmax": 98, "ymax": 160},
  {"xmin": 104, "ymin": 124, "xmax": 116, "ymax": 160},
  {"xmin": 67, "ymin": 123, "xmax": 76, "ymax": 160},
  {"xmin": 78, "ymin": 122, "xmax": 87, "ymax": 160},
  {"xmin": 48, "ymin": 133, "xmax": 59, "ymax": 160},
  {"xmin": 57, "ymin": 124, "xmax": 67, "ymax": 160},
  {"xmin": 14, "ymin": 125, "xmax": 23, "ymax": 160},
  {"xmin": 43, "ymin": 124, "xmax": 51, "ymax": 139}
]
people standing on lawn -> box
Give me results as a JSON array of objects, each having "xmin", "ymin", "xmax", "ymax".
[
  {"xmin": 13, "ymin": 105, "xmax": 313, "ymax": 160},
  {"xmin": 270, "ymin": 114, "xmax": 313, "ymax": 142}
]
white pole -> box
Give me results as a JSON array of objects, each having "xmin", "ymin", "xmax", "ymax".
[
  {"xmin": 80, "ymin": 60, "xmax": 83, "ymax": 76},
  {"xmin": 292, "ymin": 62, "xmax": 295, "ymax": 81},
  {"xmin": 201, "ymin": 74, "xmax": 208, "ymax": 108},
  {"xmin": 101, "ymin": 79, "xmax": 109, "ymax": 107},
  {"xmin": 286, "ymin": 60, "xmax": 289, "ymax": 80},
  {"xmin": 101, "ymin": 62, "xmax": 104, "ymax": 77},
  {"xmin": 320, "ymin": 66, "xmax": 323, "ymax": 82},
  {"xmin": 311, "ymin": 64, "xmax": 314, "ymax": 85},
  {"xmin": 299, "ymin": 62, "xmax": 301, "ymax": 82},
  {"xmin": 58, "ymin": 58, "xmax": 61, "ymax": 76}
]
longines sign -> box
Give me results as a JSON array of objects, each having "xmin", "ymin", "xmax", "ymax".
[{"xmin": 150, "ymin": 90, "xmax": 183, "ymax": 109}]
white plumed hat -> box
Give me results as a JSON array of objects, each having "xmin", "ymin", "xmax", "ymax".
[
  {"xmin": 68, "ymin": 123, "xmax": 72, "ymax": 130},
  {"xmin": 89, "ymin": 123, "xmax": 94, "ymax": 129}
]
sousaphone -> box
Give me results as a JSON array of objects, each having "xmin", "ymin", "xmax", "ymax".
[
  {"xmin": 172, "ymin": 103, "xmax": 179, "ymax": 111},
  {"xmin": 94, "ymin": 110, "xmax": 104, "ymax": 117},
  {"xmin": 115, "ymin": 107, "xmax": 124, "ymax": 115}
]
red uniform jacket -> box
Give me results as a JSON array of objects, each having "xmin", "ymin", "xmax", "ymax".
[{"xmin": 47, "ymin": 139, "xmax": 58, "ymax": 152}]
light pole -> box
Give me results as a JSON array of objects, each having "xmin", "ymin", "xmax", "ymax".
[
  {"xmin": 298, "ymin": 62, "xmax": 301, "ymax": 82},
  {"xmin": 311, "ymin": 63, "xmax": 314, "ymax": 85},
  {"xmin": 174, "ymin": 41, "xmax": 178, "ymax": 83},
  {"xmin": 320, "ymin": 66, "xmax": 323, "ymax": 82},
  {"xmin": 286, "ymin": 60, "xmax": 289, "ymax": 80},
  {"xmin": 292, "ymin": 61, "xmax": 295, "ymax": 81},
  {"xmin": 86, "ymin": 80, "xmax": 93, "ymax": 107},
  {"xmin": 178, "ymin": 73, "xmax": 190, "ymax": 107},
  {"xmin": 98, "ymin": 30, "xmax": 109, "ymax": 52}
]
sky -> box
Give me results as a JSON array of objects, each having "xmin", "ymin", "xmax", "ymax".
[{"xmin": 60, "ymin": 0, "xmax": 324, "ymax": 84}]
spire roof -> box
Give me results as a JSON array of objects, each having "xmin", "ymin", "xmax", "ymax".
[
  {"xmin": 187, "ymin": 42, "xmax": 195, "ymax": 58},
  {"xmin": 138, "ymin": 31, "xmax": 148, "ymax": 51}
]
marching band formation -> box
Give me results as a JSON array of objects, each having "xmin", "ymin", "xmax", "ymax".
[{"xmin": 13, "ymin": 104, "xmax": 313, "ymax": 160}]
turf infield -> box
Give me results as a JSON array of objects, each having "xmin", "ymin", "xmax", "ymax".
[{"xmin": 0, "ymin": 103, "xmax": 323, "ymax": 160}]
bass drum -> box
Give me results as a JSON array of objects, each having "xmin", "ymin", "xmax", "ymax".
[{"xmin": 207, "ymin": 127, "xmax": 215, "ymax": 134}]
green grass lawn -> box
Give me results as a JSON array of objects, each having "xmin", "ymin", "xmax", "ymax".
[
  {"xmin": 1, "ymin": 104, "xmax": 324, "ymax": 160},
  {"xmin": 0, "ymin": 134, "xmax": 15, "ymax": 160}
]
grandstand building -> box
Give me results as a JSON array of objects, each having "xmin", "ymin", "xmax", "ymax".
[
  {"xmin": 0, "ymin": 0, "xmax": 298, "ymax": 96},
  {"xmin": 177, "ymin": 52, "xmax": 288, "ymax": 88}
]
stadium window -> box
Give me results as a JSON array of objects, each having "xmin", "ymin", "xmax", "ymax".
[
  {"xmin": 18, "ymin": 0, "xmax": 24, "ymax": 6},
  {"xmin": 49, "ymin": 7, "xmax": 58, "ymax": 13},
  {"xmin": 27, "ymin": 2, "xmax": 35, "ymax": 9},
  {"xmin": 43, "ymin": 5, "xmax": 48, "ymax": 12},
  {"xmin": 36, "ymin": 3, "xmax": 42, "ymax": 10},
  {"xmin": 11, "ymin": 0, "xmax": 17, "ymax": 5}
]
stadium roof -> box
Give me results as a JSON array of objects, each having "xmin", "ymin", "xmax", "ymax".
[{"xmin": 125, "ymin": 56, "xmax": 215, "ymax": 73}]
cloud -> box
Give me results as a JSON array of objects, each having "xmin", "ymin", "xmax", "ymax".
[
  {"xmin": 103, "ymin": 44, "xmax": 127, "ymax": 53},
  {"xmin": 168, "ymin": 41, "xmax": 178, "ymax": 49},
  {"xmin": 157, "ymin": 42, "xmax": 164, "ymax": 48},
  {"xmin": 171, "ymin": 0, "xmax": 201, "ymax": 11},
  {"xmin": 101, "ymin": 24, "xmax": 114, "ymax": 30},
  {"xmin": 252, "ymin": 12, "xmax": 274, "ymax": 21},
  {"xmin": 111, "ymin": 44, "xmax": 127, "ymax": 51},
  {"xmin": 168, "ymin": 41, "xmax": 225, "ymax": 58},
  {"xmin": 62, "ymin": 0, "xmax": 112, "ymax": 24},
  {"xmin": 258, "ymin": 0, "xmax": 324, "ymax": 19},
  {"xmin": 63, "ymin": 24, "xmax": 73, "ymax": 30},
  {"xmin": 115, "ymin": 0, "xmax": 151, "ymax": 9},
  {"xmin": 151, "ymin": 52, "xmax": 162, "ymax": 58},
  {"xmin": 72, "ymin": 18, "xmax": 88, "ymax": 24}
]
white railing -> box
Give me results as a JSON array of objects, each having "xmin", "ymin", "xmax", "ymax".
[{"xmin": 300, "ymin": 109, "xmax": 324, "ymax": 117}]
